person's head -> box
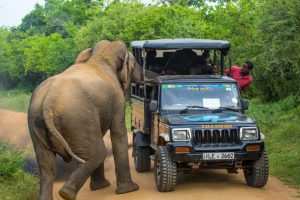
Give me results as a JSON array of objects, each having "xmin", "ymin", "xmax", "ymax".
[
  {"xmin": 241, "ymin": 60, "xmax": 254, "ymax": 75},
  {"xmin": 212, "ymin": 64, "xmax": 218, "ymax": 74}
]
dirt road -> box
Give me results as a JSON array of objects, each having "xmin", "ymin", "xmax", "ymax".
[{"xmin": 0, "ymin": 109, "xmax": 298, "ymax": 200}]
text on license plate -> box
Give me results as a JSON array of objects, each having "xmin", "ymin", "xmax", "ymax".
[{"xmin": 203, "ymin": 152, "xmax": 234, "ymax": 160}]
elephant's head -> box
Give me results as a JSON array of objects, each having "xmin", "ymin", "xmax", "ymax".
[
  {"xmin": 80, "ymin": 40, "xmax": 142, "ymax": 96},
  {"xmin": 74, "ymin": 40, "xmax": 142, "ymax": 95},
  {"xmin": 119, "ymin": 51, "xmax": 143, "ymax": 95}
]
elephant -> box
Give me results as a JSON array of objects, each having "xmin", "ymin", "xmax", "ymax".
[{"xmin": 28, "ymin": 40, "xmax": 142, "ymax": 200}]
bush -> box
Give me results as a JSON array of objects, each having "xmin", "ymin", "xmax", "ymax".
[
  {"xmin": 0, "ymin": 143, "xmax": 23, "ymax": 177},
  {"xmin": 0, "ymin": 170, "xmax": 39, "ymax": 200},
  {"xmin": 0, "ymin": 143, "xmax": 39, "ymax": 199}
]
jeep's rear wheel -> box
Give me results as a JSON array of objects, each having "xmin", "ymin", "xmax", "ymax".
[
  {"xmin": 134, "ymin": 146, "xmax": 151, "ymax": 172},
  {"xmin": 243, "ymin": 150, "xmax": 269, "ymax": 188},
  {"xmin": 154, "ymin": 146, "xmax": 177, "ymax": 192}
]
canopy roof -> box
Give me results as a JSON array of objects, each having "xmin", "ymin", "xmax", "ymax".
[{"xmin": 131, "ymin": 39, "xmax": 230, "ymax": 49}]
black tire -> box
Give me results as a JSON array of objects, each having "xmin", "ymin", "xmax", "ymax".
[
  {"xmin": 154, "ymin": 146, "xmax": 177, "ymax": 192},
  {"xmin": 244, "ymin": 150, "xmax": 269, "ymax": 188},
  {"xmin": 134, "ymin": 146, "xmax": 151, "ymax": 172}
]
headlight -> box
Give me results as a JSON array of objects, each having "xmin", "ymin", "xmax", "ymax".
[
  {"xmin": 240, "ymin": 127, "xmax": 258, "ymax": 140},
  {"xmin": 172, "ymin": 128, "xmax": 191, "ymax": 141}
]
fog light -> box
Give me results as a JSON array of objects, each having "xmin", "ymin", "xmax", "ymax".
[
  {"xmin": 246, "ymin": 145, "xmax": 260, "ymax": 151},
  {"xmin": 175, "ymin": 147, "xmax": 190, "ymax": 153}
]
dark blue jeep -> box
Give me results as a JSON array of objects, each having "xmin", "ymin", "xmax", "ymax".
[{"xmin": 130, "ymin": 39, "xmax": 268, "ymax": 192}]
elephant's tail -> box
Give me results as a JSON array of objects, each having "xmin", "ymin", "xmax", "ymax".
[{"xmin": 42, "ymin": 107, "xmax": 86, "ymax": 164}]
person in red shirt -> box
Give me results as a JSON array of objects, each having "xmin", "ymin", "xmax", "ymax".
[{"xmin": 224, "ymin": 61, "xmax": 254, "ymax": 92}]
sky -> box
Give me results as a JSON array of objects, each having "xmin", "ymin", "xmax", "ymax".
[{"xmin": 0, "ymin": 0, "xmax": 44, "ymax": 27}]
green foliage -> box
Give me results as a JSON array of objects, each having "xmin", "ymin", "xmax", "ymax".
[
  {"xmin": 0, "ymin": 143, "xmax": 38, "ymax": 200},
  {"xmin": 0, "ymin": 170, "xmax": 39, "ymax": 200},
  {"xmin": 247, "ymin": 96, "xmax": 300, "ymax": 187},
  {"xmin": 19, "ymin": 4, "xmax": 47, "ymax": 35},
  {"xmin": 21, "ymin": 33, "xmax": 77, "ymax": 76},
  {"xmin": 1, "ymin": 0, "xmax": 299, "ymax": 99},
  {"xmin": 76, "ymin": 3, "xmax": 207, "ymax": 48},
  {"xmin": 0, "ymin": 143, "xmax": 23, "ymax": 177},
  {"xmin": 253, "ymin": 0, "xmax": 300, "ymax": 101},
  {"xmin": 125, "ymin": 100, "xmax": 132, "ymax": 130}
]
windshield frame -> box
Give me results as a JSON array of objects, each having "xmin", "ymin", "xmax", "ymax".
[{"xmin": 160, "ymin": 82, "xmax": 242, "ymax": 112}]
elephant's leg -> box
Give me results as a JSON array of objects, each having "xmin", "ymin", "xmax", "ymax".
[
  {"xmin": 110, "ymin": 108, "xmax": 139, "ymax": 194},
  {"xmin": 34, "ymin": 142, "xmax": 56, "ymax": 200},
  {"xmin": 89, "ymin": 163, "xmax": 110, "ymax": 190},
  {"xmin": 59, "ymin": 139, "xmax": 106, "ymax": 200}
]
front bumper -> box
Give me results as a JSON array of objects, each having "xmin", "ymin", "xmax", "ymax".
[{"xmin": 168, "ymin": 141, "xmax": 265, "ymax": 163}]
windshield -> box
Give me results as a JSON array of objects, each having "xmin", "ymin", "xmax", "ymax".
[{"xmin": 161, "ymin": 83, "xmax": 241, "ymax": 110}]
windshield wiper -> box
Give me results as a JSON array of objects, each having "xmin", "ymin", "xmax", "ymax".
[
  {"xmin": 212, "ymin": 106, "xmax": 239, "ymax": 113},
  {"xmin": 180, "ymin": 106, "xmax": 209, "ymax": 114}
]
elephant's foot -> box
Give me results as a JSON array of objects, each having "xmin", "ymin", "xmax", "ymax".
[
  {"xmin": 59, "ymin": 185, "xmax": 76, "ymax": 200},
  {"xmin": 90, "ymin": 178, "xmax": 111, "ymax": 191},
  {"xmin": 116, "ymin": 182, "xmax": 139, "ymax": 194}
]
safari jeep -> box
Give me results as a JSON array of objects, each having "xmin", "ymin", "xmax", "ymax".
[{"xmin": 130, "ymin": 39, "xmax": 268, "ymax": 192}]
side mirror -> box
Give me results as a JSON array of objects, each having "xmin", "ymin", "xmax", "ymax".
[
  {"xmin": 149, "ymin": 100, "xmax": 158, "ymax": 112},
  {"xmin": 241, "ymin": 99, "xmax": 249, "ymax": 110}
]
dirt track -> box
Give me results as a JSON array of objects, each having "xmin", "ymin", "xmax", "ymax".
[{"xmin": 0, "ymin": 109, "xmax": 298, "ymax": 200}]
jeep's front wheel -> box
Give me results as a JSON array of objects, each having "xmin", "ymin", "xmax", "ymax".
[
  {"xmin": 243, "ymin": 150, "xmax": 269, "ymax": 188},
  {"xmin": 134, "ymin": 146, "xmax": 151, "ymax": 172},
  {"xmin": 154, "ymin": 146, "xmax": 177, "ymax": 192}
]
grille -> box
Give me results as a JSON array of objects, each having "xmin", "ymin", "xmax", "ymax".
[{"xmin": 194, "ymin": 129, "xmax": 239, "ymax": 144}]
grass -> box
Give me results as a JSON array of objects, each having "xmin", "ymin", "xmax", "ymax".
[
  {"xmin": 246, "ymin": 96, "xmax": 300, "ymax": 189},
  {"xmin": 0, "ymin": 170, "xmax": 39, "ymax": 200},
  {"xmin": 0, "ymin": 142, "xmax": 39, "ymax": 200},
  {"xmin": 0, "ymin": 89, "xmax": 31, "ymax": 112},
  {"xmin": 125, "ymin": 100, "xmax": 132, "ymax": 130}
]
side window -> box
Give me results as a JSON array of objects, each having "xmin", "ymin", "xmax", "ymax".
[{"xmin": 131, "ymin": 83, "xmax": 144, "ymax": 98}]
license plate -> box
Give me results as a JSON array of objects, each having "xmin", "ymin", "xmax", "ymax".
[{"xmin": 203, "ymin": 152, "xmax": 234, "ymax": 160}]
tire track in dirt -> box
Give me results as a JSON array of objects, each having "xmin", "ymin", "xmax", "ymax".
[{"xmin": 0, "ymin": 109, "xmax": 298, "ymax": 200}]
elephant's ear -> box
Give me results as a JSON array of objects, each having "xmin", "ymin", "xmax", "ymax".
[
  {"xmin": 120, "ymin": 52, "xmax": 129, "ymax": 84},
  {"xmin": 74, "ymin": 48, "xmax": 92, "ymax": 64}
]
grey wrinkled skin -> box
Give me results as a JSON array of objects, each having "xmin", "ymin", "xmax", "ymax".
[{"xmin": 28, "ymin": 40, "xmax": 142, "ymax": 200}]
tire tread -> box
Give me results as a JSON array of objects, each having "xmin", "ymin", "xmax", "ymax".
[{"xmin": 244, "ymin": 150, "xmax": 269, "ymax": 188}]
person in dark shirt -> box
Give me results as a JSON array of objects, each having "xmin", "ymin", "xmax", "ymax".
[{"xmin": 224, "ymin": 61, "xmax": 254, "ymax": 92}]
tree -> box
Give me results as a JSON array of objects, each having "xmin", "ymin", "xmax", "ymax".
[
  {"xmin": 21, "ymin": 33, "xmax": 77, "ymax": 76},
  {"xmin": 254, "ymin": 0, "xmax": 300, "ymax": 101},
  {"xmin": 75, "ymin": 2, "xmax": 208, "ymax": 49},
  {"xmin": 19, "ymin": 4, "xmax": 46, "ymax": 35}
]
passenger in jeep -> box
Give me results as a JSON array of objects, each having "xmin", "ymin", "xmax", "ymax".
[{"xmin": 224, "ymin": 61, "xmax": 254, "ymax": 92}]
